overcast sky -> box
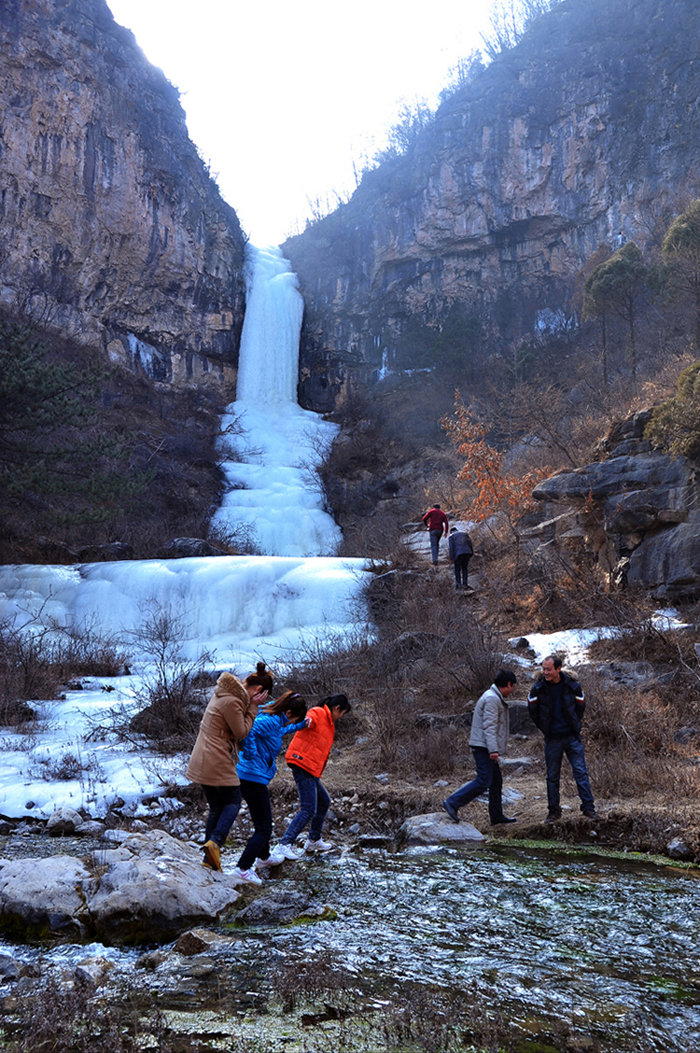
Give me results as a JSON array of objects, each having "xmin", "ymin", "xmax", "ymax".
[{"xmin": 106, "ymin": 0, "xmax": 493, "ymax": 245}]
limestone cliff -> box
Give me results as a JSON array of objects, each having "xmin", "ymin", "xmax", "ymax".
[
  {"xmin": 285, "ymin": 0, "xmax": 700, "ymax": 410},
  {"xmin": 0, "ymin": 0, "xmax": 246, "ymax": 387},
  {"xmin": 529, "ymin": 412, "xmax": 700, "ymax": 599}
]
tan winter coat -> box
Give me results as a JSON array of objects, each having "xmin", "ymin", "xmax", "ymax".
[
  {"xmin": 186, "ymin": 672, "xmax": 257, "ymax": 787},
  {"xmin": 468, "ymin": 684, "xmax": 510, "ymax": 756}
]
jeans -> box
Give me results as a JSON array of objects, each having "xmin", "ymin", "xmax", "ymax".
[
  {"xmin": 429, "ymin": 529, "xmax": 443, "ymax": 563},
  {"xmin": 453, "ymin": 554, "xmax": 471, "ymax": 586},
  {"xmin": 281, "ymin": 764, "xmax": 331, "ymax": 844},
  {"xmin": 544, "ymin": 736, "xmax": 595, "ymax": 812},
  {"xmin": 444, "ymin": 746, "xmax": 505, "ymax": 823},
  {"xmin": 203, "ymin": 784, "xmax": 242, "ymax": 846},
  {"xmin": 237, "ymin": 779, "xmax": 273, "ymax": 870}
]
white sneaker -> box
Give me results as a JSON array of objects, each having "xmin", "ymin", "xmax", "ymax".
[
  {"xmin": 269, "ymin": 843, "xmax": 303, "ymax": 863},
  {"xmin": 304, "ymin": 838, "xmax": 333, "ymax": 853},
  {"xmin": 231, "ymin": 866, "xmax": 263, "ymax": 885},
  {"xmin": 254, "ymin": 855, "xmax": 276, "ymax": 869}
]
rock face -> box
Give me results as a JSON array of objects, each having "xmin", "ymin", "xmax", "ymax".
[
  {"xmin": 529, "ymin": 412, "xmax": 700, "ymax": 598},
  {"xmin": 285, "ymin": 0, "xmax": 700, "ymax": 409},
  {"xmin": 0, "ymin": 0, "xmax": 246, "ymax": 387}
]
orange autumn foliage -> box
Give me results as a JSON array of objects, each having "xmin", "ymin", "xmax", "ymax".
[{"xmin": 441, "ymin": 399, "xmax": 547, "ymax": 530}]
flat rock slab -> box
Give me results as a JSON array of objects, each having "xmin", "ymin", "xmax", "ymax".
[
  {"xmin": 399, "ymin": 812, "xmax": 485, "ymax": 846},
  {"xmin": 0, "ymin": 829, "xmax": 243, "ymax": 943}
]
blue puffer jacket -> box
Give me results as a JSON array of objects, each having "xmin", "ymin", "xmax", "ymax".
[{"xmin": 236, "ymin": 712, "xmax": 307, "ymax": 785}]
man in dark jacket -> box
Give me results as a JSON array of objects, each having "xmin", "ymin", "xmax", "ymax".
[
  {"xmin": 448, "ymin": 526, "xmax": 474, "ymax": 589},
  {"xmin": 528, "ymin": 655, "xmax": 598, "ymax": 822}
]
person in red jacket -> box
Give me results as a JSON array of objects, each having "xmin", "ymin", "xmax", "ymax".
[
  {"xmin": 422, "ymin": 503, "xmax": 449, "ymax": 564},
  {"xmin": 268, "ymin": 694, "xmax": 351, "ymax": 861}
]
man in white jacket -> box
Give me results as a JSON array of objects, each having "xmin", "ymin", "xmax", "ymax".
[{"xmin": 442, "ymin": 669, "xmax": 518, "ymax": 826}]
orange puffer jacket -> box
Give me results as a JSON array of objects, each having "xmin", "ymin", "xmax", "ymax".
[{"xmin": 285, "ymin": 704, "xmax": 335, "ymax": 776}]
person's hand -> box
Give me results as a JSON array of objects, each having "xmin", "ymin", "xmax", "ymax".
[
  {"xmin": 489, "ymin": 752, "xmax": 499, "ymax": 761},
  {"xmin": 252, "ymin": 688, "xmax": 268, "ymax": 704}
]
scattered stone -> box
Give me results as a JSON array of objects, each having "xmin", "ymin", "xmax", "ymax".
[
  {"xmin": 348, "ymin": 823, "xmax": 361, "ymax": 834},
  {"xmin": 666, "ymin": 836, "xmax": 691, "ymax": 860},
  {"xmin": 135, "ymin": 949, "xmax": 167, "ymax": 971},
  {"xmin": 0, "ymin": 953, "xmax": 20, "ymax": 981},
  {"xmin": 374, "ymin": 773, "xmax": 389, "ymax": 784},
  {"xmin": 234, "ymin": 890, "xmax": 326, "ymax": 926},
  {"xmin": 101, "ymin": 829, "xmax": 132, "ymax": 844},
  {"xmin": 397, "ymin": 813, "xmax": 485, "ymax": 847},
  {"xmin": 174, "ymin": 928, "xmax": 218, "ymax": 956},
  {"xmin": 74, "ymin": 956, "xmax": 114, "ymax": 987},
  {"xmin": 76, "ymin": 820, "xmax": 107, "ymax": 838},
  {"xmin": 47, "ymin": 807, "xmax": 85, "ymax": 836},
  {"xmin": 501, "ymin": 757, "xmax": 533, "ymax": 773}
]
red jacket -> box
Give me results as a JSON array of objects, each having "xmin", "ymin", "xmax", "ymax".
[
  {"xmin": 422, "ymin": 507, "xmax": 448, "ymax": 533},
  {"xmin": 285, "ymin": 704, "xmax": 335, "ymax": 776}
]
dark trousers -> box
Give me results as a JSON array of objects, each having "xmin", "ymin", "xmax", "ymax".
[
  {"xmin": 237, "ymin": 778, "xmax": 273, "ymax": 870},
  {"xmin": 281, "ymin": 763, "xmax": 331, "ymax": 844},
  {"xmin": 544, "ymin": 736, "xmax": 595, "ymax": 812},
  {"xmin": 203, "ymin": 784, "xmax": 241, "ymax": 846},
  {"xmin": 444, "ymin": 746, "xmax": 505, "ymax": 823},
  {"xmin": 429, "ymin": 529, "xmax": 443, "ymax": 563},
  {"xmin": 453, "ymin": 554, "xmax": 471, "ymax": 586}
]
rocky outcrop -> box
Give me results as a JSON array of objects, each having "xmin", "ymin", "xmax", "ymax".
[
  {"xmin": 0, "ymin": 0, "xmax": 246, "ymax": 387},
  {"xmin": 529, "ymin": 412, "xmax": 700, "ymax": 598},
  {"xmin": 285, "ymin": 0, "xmax": 700, "ymax": 409},
  {"xmin": 0, "ymin": 829, "xmax": 244, "ymax": 942}
]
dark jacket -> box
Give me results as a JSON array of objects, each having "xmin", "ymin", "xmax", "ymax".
[
  {"xmin": 528, "ymin": 672, "xmax": 585, "ymax": 739},
  {"xmin": 448, "ymin": 531, "xmax": 474, "ymax": 560}
]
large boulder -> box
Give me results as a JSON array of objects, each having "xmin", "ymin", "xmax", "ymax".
[
  {"xmin": 0, "ymin": 830, "xmax": 244, "ymax": 943},
  {"xmin": 397, "ymin": 812, "xmax": 485, "ymax": 847}
]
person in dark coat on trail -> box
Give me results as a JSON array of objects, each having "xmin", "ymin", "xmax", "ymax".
[{"xmin": 448, "ymin": 525, "xmax": 474, "ymax": 589}]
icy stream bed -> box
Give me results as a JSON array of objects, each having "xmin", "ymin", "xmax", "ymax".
[{"xmin": 2, "ymin": 842, "xmax": 697, "ymax": 1051}]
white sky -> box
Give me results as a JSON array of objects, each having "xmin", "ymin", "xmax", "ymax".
[{"xmin": 106, "ymin": 0, "xmax": 493, "ymax": 244}]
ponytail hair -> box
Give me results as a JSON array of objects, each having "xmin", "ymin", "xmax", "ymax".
[
  {"xmin": 322, "ymin": 693, "xmax": 351, "ymax": 715},
  {"xmin": 244, "ymin": 661, "xmax": 274, "ymax": 694},
  {"xmin": 264, "ymin": 690, "xmax": 307, "ymax": 721}
]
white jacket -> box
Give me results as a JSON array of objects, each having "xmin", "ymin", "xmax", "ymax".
[{"xmin": 468, "ymin": 684, "xmax": 510, "ymax": 755}]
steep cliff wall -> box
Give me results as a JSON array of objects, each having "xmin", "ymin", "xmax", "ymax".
[
  {"xmin": 286, "ymin": 0, "xmax": 700, "ymax": 410},
  {"xmin": 0, "ymin": 0, "xmax": 246, "ymax": 387}
]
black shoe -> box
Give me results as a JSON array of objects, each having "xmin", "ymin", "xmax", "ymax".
[
  {"xmin": 442, "ymin": 801, "xmax": 459, "ymax": 823},
  {"xmin": 544, "ymin": 810, "xmax": 561, "ymax": 824},
  {"xmin": 491, "ymin": 816, "xmax": 517, "ymax": 825},
  {"xmin": 582, "ymin": 808, "xmax": 600, "ymax": 819}
]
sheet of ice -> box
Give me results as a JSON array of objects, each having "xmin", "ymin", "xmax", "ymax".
[
  {"xmin": 510, "ymin": 609, "xmax": 688, "ymax": 665},
  {"xmin": 0, "ymin": 555, "xmax": 367, "ymax": 668},
  {"xmin": 0, "ymin": 678, "xmax": 189, "ymax": 819},
  {"xmin": 210, "ymin": 245, "xmax": 342, "ymax": 556},
  {"xmin": 0, "ymin": 555, "xmax": 369, "ymax": 819}
]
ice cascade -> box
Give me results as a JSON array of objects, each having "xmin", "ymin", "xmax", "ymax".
[{"xmin": 210, "ymin": 245, "xmax": 342, "ymax": 557}]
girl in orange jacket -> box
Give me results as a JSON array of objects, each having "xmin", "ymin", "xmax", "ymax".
[{"xmin": 269, "ymin": 694, "xmax": 351, "ymax": 861}]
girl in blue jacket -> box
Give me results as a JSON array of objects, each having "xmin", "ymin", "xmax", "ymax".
[{"xmin": 232, "ymin": 690, "xmax": 308, "ymax": 883}]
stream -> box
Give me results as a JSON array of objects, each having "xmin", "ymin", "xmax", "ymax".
[{"xmin": 2, "ymin": 840, "xmax": 698, "ymax": 1051}]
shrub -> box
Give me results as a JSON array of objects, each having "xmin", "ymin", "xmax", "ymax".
[{"xmin": 645, "ymin": 358, "xmax": 700, "ymax": 460}]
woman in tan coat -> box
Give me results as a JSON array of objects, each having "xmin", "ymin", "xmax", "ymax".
[{"xmin": 186, "ymin": 662, "xmax": 273, "ymax": 872}]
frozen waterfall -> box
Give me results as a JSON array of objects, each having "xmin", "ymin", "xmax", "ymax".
[{"xmin": 210, "ymin": 245, "xmax": 342, "ymax": 557}]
